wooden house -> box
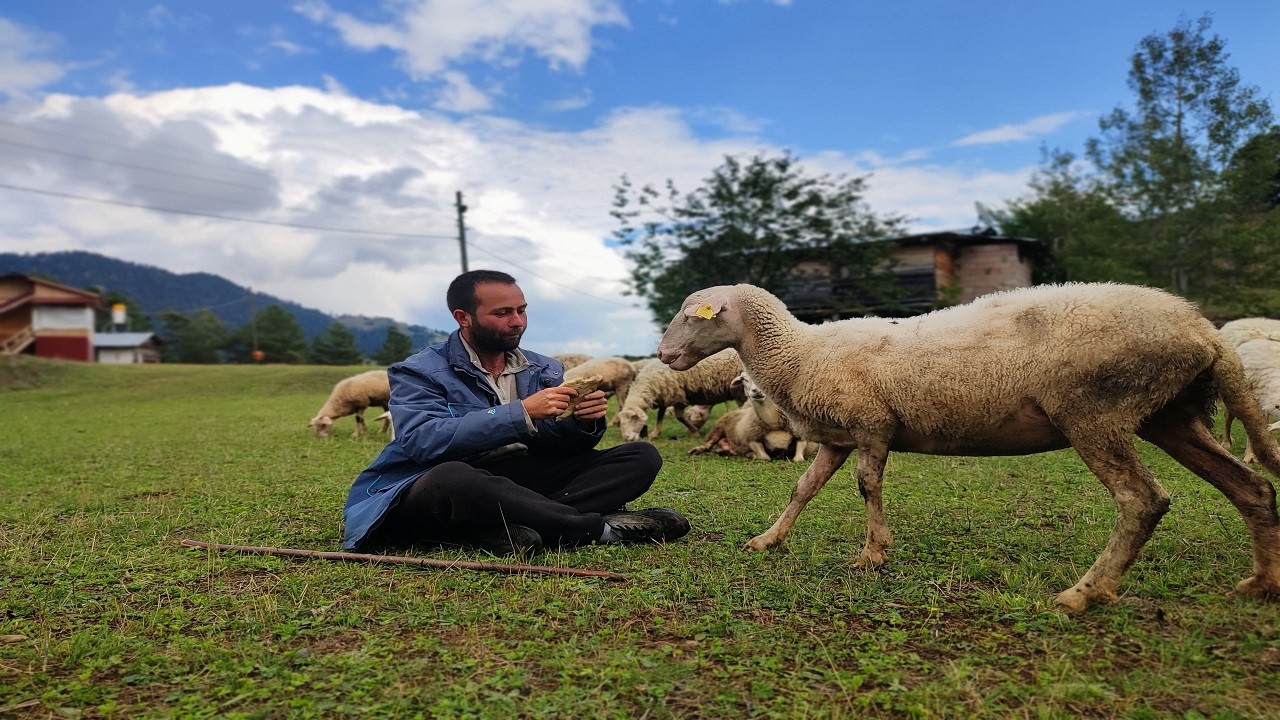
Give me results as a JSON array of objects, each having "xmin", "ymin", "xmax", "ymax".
[
  {"xmin": 0, "ymin": 273, "xmax": 100, "ymax": 362},
  {"xmin": 782, "ymin": 228, "xmax": 1041, "ymax": 323}
]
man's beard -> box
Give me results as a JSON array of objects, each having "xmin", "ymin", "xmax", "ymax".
[{"xmin": 469, "ymin": 318, "xmax": 523, "ymax": 352}]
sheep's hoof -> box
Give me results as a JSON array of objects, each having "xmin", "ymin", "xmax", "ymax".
[
  {"xmin": 854, "ymin": 549, "xmax": 887, "ymax": 568},
  {"xmin": 744, "ymin": 535, "xmax": 776, "ymax": 552},
  {"xmin": 1052, "ymin": 585, "xmax": 1118, "ymax": 612},
  {"xmin": 1234, "ymin": 575, "xmax": 1280, "ymax": 600}
]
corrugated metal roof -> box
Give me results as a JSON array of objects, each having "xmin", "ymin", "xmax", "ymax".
[{"xmin": 94, "ymin": 332, "xmax": 156, "ymax": 348}]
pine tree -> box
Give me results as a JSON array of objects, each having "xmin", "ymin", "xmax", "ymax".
[
  {"xmin": 372, "ymin": 326, "xmax": 414, "ymax": 366},
  {"xmin": 309, "ymin": 322, "xmax": 365, "ymax": 365},
  {"xmin": 225, "ymin": 305, "xmax": 308, "ymax": 363}
]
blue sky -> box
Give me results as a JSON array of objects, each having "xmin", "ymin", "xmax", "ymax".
[{"xmin": 0, "ymin": 1, "xmax": 1276, "ymax": 356}]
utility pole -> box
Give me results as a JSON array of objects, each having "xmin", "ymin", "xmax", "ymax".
[{"xmin": 455, "ymin": 190, "xmax": 469, "ymax": 273}]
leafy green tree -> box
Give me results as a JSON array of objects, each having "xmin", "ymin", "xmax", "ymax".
[
  {"xmin": 309, "ymin": 321, "xmax": 365, "ymax": 365},
  {"xmin": 225, "ymin": 305, "xmax": 307, "ymax": 364},
  {"xmin": 996, "ymin": 150, "xmax": 1138, "ymax": 285},
  {"xmin": 372, "ymin": 326, "xmax": 414, "ymax": 366},
  {"xmin": 158, "ymin": 308, "xmax": 227, "ymax": 363},
  {"xmin": 612, "ymin": 152, "xmax": 906, "ymax": 325},
  {"xmin": 1084, "ymin": 13, "xmax": 1273, "ymax": 299}
]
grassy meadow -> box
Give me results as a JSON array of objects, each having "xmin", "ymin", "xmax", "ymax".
[{"xmin": 1, "ymin": 356, "xmax": 1279, "ymax": 718}]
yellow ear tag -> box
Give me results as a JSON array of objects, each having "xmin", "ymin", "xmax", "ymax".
[{"xmin": 695, "ymin": 304, "xmax": 717, "ymax": 319}]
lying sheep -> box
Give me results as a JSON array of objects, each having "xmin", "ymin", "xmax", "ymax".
[
  {"xmin": 656, "ymin": 282, "xmax": 1280, "ymax": 612},
  {"xmin": 308, "ymin": 369, "xmax": 391, "ymax": 438},
  {"xmin": 1222, "ymin": 338, "xmax": 1280, "ymax": 463},
  {"xmin": 616, "ymin": 348, "xmax": 743, "ymax": 441},
  {"xmin": 1219, "ymin": 317, "xmax": 1280, "ymax": 348},
  {"xmin": 689, "ymin": 373, "xmax": 809, "ymax": 461},
  {"xmin": 566, "ymin": 356, "xmax": 638, "ymax": 415}
]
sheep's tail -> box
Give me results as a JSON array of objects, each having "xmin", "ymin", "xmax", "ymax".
[{"xmin": 1214, "ymin": 346, "xmax": 1280, "ymax": 479}]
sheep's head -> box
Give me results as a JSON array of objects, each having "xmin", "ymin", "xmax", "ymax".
[
  {"xmin": 736, "ymin": 373, "xmax": 767, "ymax": 403},
  {"xmin": 309, "ymin": 415, "xmax": 334, "ymax": 438},
  {"xmin": 657, "ymin": 286, "xmax": 738, "ymax": 370},
  {"xmin": 616, "ymin": 406, "xmax": 650, "ymax": 442},
  {"xmin": 683, "ymin": 404, "xmax": 711, "ymax": 431}
]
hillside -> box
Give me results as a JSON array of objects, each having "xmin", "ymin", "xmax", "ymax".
[{"xmin": 0, "ymin": 250, "xmax": 448, "ymax": 356}]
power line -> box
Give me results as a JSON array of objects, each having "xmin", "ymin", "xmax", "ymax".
[
  {"xmin": 466, "ymin": 239, "xmax": 636, "ymax": 308},
  {"xmin": 0, "ymin": 181, "xmax": 458, "ymax": 240}
]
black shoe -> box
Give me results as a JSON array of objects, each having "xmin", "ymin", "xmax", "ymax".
[
  {"xmin": 632, "ymin": 507, "xmax": 690, "ymax": 541},
  {"xmin": 464, "ymin": 524, "xmax": 544, "ymax": 559},
  {"xmin": 600, "ymin": 508, "xmax": 690, "ymax": 544}
]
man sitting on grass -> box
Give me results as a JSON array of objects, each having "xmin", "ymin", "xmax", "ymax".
[{"xmin": 340, "ymin": 269, "xmax": 689, "ymax": 558}]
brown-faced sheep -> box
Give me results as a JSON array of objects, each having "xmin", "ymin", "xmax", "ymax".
[
  {"xmin": 656, "ymin": 282, "xmax": 1280, "ymax": 612},
  {"xmin": 309, "ymin": 369, "xmax": 391, "ymax": 438},
  {"xmin": 690, "ymin": 373, "xmax": 809, "ymax": 461},
  {"xmin": 615, "ymin": 348, "xmax": 743, "ymax": 442}
]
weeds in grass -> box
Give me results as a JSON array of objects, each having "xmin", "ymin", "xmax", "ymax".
[{"xmin": 1, "ymin": 358, "xmax": 1278, "ymax": 718}]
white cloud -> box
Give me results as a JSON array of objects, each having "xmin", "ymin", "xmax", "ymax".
[
  {"xmin": 0, "ymin": 84, "xmax": 1037, "ymax": 355},
  {"xmin": 434, "ymin": 71, "xmax": 493, "ymax": 113},
  {"xmin": 296, "ymin": 0, "xmax": 628, "ymax": 80},
  {"xmin": 953, "ymin": 111, "xmax": 1088, "ymax": 146},
  {"xmin": 0, "ymin": 18, "xmax": 65, "ymax": 97}
]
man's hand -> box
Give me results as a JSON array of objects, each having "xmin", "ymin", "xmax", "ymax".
[
  {"xmin": 522, "ymin": 386, "xmax": 576, "ymax": 421},
  {"xmin": 570, "ymin": 390, "xmax": 607, "ymax": 423}
]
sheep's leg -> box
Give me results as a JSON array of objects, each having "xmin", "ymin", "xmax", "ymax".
[
  {"xmin": 791, "ymin": 440, "xmax": 808, "ymax": 463},
  {"xmin": 1222, "ymin": 407, "xmax": 1236, "ymax": 450},
  {"xmin": 854, "ymin": 443, "xmax": 892, "ymax": 567},
  {"xmin": 653, "ymin": 406, "xmax": 669, "ymax": 437},
  {"xmin": 1141, "ymin": 419, "xmax": 1280, "ymax": 601},
  {"xmin": 746, "ymin": 440, "xmax": 770, "ymax": 461},
  {"xmin": 1055, "ymin": 434, "xmax": 1171, "ymax": 612},
  {"xmin": 746, "ymin": 444, "xmax": 853, "ymax": 551},
  {"xmin": 676, "ymin": 406, "xmax": 703, "ymax": 436},
  {"xmin": 352, "ymin": 410, "xmax": 367, "ymax": 438}
]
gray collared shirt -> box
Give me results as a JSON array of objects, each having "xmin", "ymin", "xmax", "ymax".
[{"xmin": 460, "ymin": 337, "xmax": 536, "ymax": 462}]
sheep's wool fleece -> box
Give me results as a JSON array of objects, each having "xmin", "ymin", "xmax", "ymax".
[{"xmin": 701, "ymin": 283, "xmax": 1222, "ymax": 448}]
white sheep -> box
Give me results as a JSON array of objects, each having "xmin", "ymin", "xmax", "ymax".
[
  {"xmin": 1222, "ymin": 338, "xmax": 1280, "ymax": 463},
  {"xmin": 615, "ymin": 348, "xmax": 743, "ymax": 442},
  {"xmin": 690, "ymin": 373, "xmax": 809, "ymax": 461},
  {"xmin": 308, "ymin": 369, "xmax": 391, "ymax": 438},
  {"xmin": 565, "ymin": 355, "xmax": 638, "ymax": 414},
  {"xmin": 372, "ymin": 410, "xmax": 395, "ymax": 440},
  {"xmin": 553, "ymin": 353, "xmax": 592, "ymax": 372},
  {"xmin": 656, "ymin": 282, "xmax": 1280, "ymax": 612},
  {"xmin": 1219, "ymin": 317, "xmax": 1280, "ymax": 348}
]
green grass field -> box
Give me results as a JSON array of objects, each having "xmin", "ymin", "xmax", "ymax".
[{"xmin": 2, "ymin": 356, "xmax": 1278, "ymax": 718}]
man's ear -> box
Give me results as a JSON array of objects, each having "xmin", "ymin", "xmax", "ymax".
[{"xmin": 453, "ymin": 308, "xmax": 472, "ymax": 328}]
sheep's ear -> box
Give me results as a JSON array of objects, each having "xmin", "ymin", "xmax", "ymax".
[
  {"xmin": 685, "ymin": 292, "xmax": 729, "ymax": 319},
  {"xmin": 729, "ymin": 374, "xmax": 744, "ymax": 389}
]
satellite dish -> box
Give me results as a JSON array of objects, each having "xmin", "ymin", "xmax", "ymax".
[{"xmin": 973, "ymin": 201, "xmax": 998, "ymax": 234}]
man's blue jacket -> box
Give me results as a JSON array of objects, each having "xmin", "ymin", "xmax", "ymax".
[{"xmin": 341, "ymin": 330, "xmax": 605, "ymax": 549}]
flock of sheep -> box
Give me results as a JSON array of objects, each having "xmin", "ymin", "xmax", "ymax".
[
  {"xmin": 305, "ymin": 283, "xmax": 1280, "ymax": 610},
  {"xmin": 303, "ymin": 347, "xmax": 809, "ymax": 462}
]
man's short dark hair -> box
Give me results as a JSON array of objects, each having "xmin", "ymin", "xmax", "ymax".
[{"xmin": 447, "ymin": 270, "xmax": 518, "ymax": 315}]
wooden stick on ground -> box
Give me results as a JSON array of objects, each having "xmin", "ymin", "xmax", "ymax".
[{"xmin": 179, "ymin": 539, "xmax": 626, "ymax": 581}]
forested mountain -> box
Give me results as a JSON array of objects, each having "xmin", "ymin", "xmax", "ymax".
[{"xmin": 0, "ymin": 251, "xmax": 447, "ymax": 356}]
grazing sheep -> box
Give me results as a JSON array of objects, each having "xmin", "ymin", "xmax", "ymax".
[
  {"xmin": 553, "ymin": 353, "xmax": 592, "ymax": 372},
  {"xmin": 656, "ymin": 282, "xmax": 1280, "ymax": 611},
  {"xmin": 372, "ymin": 410, "xmax": 395, "ymax": 440},
  {"xmin": 690, "ymin": 373, "xmax": 809, "ymax": 461},
  {"xmin": 308, "ymin": 369, "xmax": 391, "ymax": 438},
  {"xmin": 616, "ymin": 348, "xmax": 743, "ymax": 442},
  {"xmin": 1219, "ymin": 317, "xmax": 1280, "ymax": 348},
  {"xmin": 1222, "ymin": 338, "xmax": 1280, "ymax": 463},
  {"xmin": 566, "ymin": 355, "xmax": 638, "ymax": 411}
]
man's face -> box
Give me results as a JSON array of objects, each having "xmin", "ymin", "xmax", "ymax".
[{"xmin": 456, "ymin": 282, "xmax": 527, "ymax": 353}]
